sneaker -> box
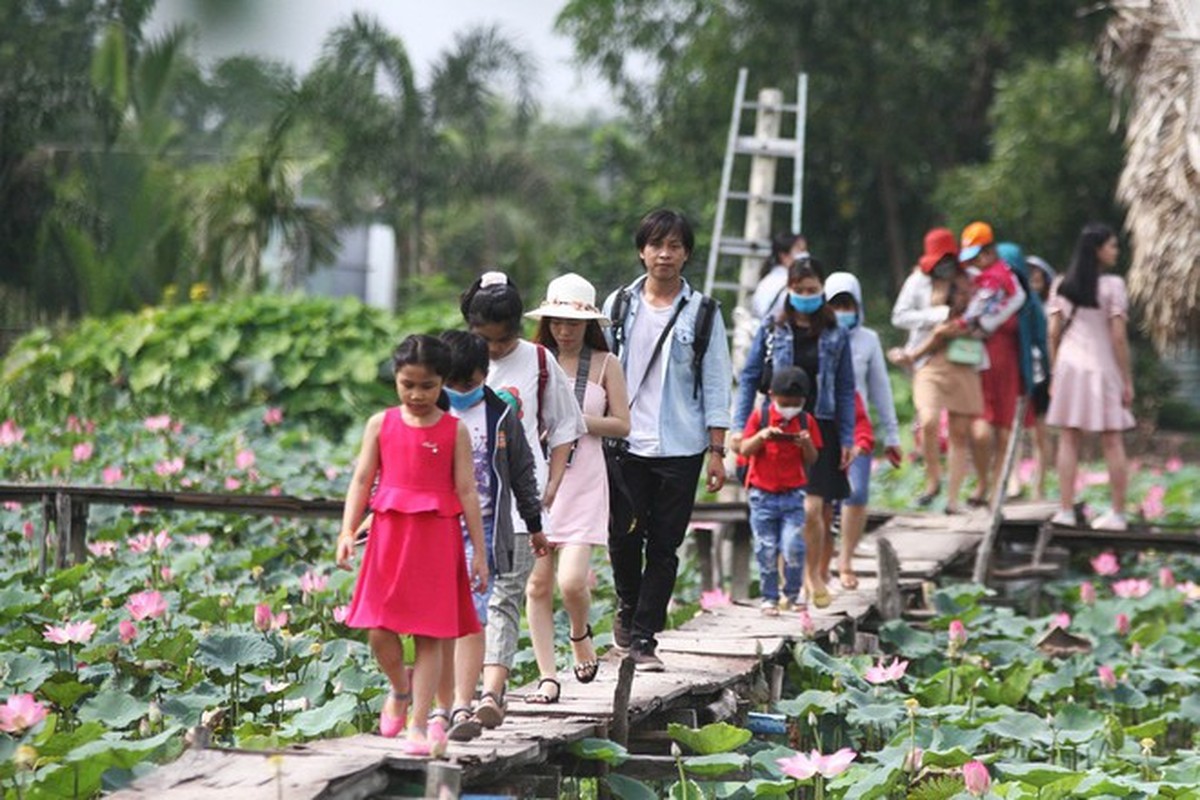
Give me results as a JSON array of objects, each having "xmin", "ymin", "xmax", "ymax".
[
  {"xmin": 1091, "ymin": 510, "xmax": 1128, "ymax": 531},
  {"xmin": 1049, "ymin": 509, "xmax": 1076, "ymax": 528},
  {"xmin": 760, "ymin": 600, "xmax": 780, "ymax": 617},
  {"xmin": 630, "ymin": 640, "xmax": 665, "ymax": 672},
  {"xmin": 612, "ymin": 614, "xmax": 633, "ymax": 652}
]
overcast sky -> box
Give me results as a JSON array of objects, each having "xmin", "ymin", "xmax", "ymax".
[{"xmin": 147, "ymin": 0, "xmax": 619, "ymax": 118}]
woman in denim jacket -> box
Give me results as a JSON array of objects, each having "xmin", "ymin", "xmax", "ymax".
[{"xmin": 731, "ymin": 259, "xmax": 856, "ymax": 608}]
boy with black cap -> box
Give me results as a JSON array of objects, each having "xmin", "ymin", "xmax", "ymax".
[{"xmin": 738, "ymin": 366, "xmax": 821, "ymax": 615}]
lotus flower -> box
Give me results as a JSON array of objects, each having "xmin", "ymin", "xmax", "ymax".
[
  {"xmin": 0, "ymin": 694, "xmax": 47, "ymax": 733},
  {"xmin": 224, "ymin": 476, "xmax": 241, "ymax": 491},
  {"xmin": 236, "ymin": 449, "xmax": 256, "ymax": 470},
  {"xmin": 777, "ymin": 748, "xmax": 857, "ymax": 780},
  {"xmin": 1090, "ymin": 551, "xmax": 1120, "ymax": 576},
  {"xmin": 1159, "ymin": 567, "xmax": 1176, "ymax": 589},
  {"xmin": 153, "ymin": 530, "xmax": 172, "ymax": 552},
  {"xmin": 154, "ymin": 457, "xmax": 184, "ymax": 476},
  {"xmin": 22, "ymin": 522, "xmax": 34, "ymax": 541},
  {"xmin": 144, "ymin": 414, "xmax": 172, "ymax": 431},
  {"xmin": 87, "ymin": 541, "xmax": 118, "ymax": 558},
  {"xmin": 126, "ymin": 590, "xmax": 168, "ymax": 621},
  {"xmin": 1077, "ymin": 470, "xmax": 1109, "ymax": 488},
  {"xmin": 325, "ymin": 466, "xmax": 340, "ymax": 481},
  {"xmin": 127, "ymin": 533, "xmax": 154, "ymax": 554},
  {"xmin": 332, "ymin": 604, "xmax": 351, "ymax": 623},
  {"xmin": 254, "ymin": 603, "xmax": 288, "ymax": 632},
  {"xmin": 1178, "ymin": 581, "xmax": 1200, "ymax": 602},
  {"xmin": 699, "ymin": 588, "xmax": 732, "ymax": 611},
  {"xmin": 865, "ymin": 657, "xmax": 909, "ymax": 684},
  {"xmin": 948, "ymin": 619, "xmax": 967, "ymax": 647},
  {"xmin": 1165, "ymin": 457, "xmax": 1183, "ymax": 473},
  {"xmin": 904, "ymin": 746, "xmax": 923, "ymax": 773},
  {"xmin": 1116, "ymin": 613, "xmax": 1131, "ymax": 636},
  {"xmin": 0, "ymin": 420, "xmax": 25, "ymax": 446},
  {"xmin": 1097, "ymin": 664, "xmax": 1117, "ymax": 690},
  {"xmin": 263, "ymin": 407, "xmax": 284, "ymax": 426},
  {"xmin": 119, "ymin": 620, "xmax": 138, "ymax": 644},
  {"xmin": 43, "ymin": 620, "xmax": 97, "ymax": 645},
  {"xmin": 797, "ymin": 608, "xmax": 815, "ymax": 637},
  {"xmin": 102, "ymin": 466, "xmax": 124, "ymax": 485},
  {"xmin": 185, "ymin": 534, "xmax": 213, "ymax": 549},
  {"xmin": 72, "ymin": 442, "xmax": 94, "ymax": 462},
  {"xmin": 962, "ymin": 760, "xmax": 990, "ymax": 796},
  {"xmin": 1112, "ymin": 578, "xmax": 1152, "ymax": 599},
  {"xmin": 300, "ymin": 569, "xmax": 329, "ymax": 597}
]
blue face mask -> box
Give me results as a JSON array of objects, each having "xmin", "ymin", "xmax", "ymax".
[
  {"xmin": 788, "ymin": 292, "xmax": 825, "ymax": 315},
  {"xmin": 835, "ymin": 311, "xmax": 859, "ymax": 330},
  {"xmin": 445, "ymin": 385, "xmax": 484, "ymax": 410}
]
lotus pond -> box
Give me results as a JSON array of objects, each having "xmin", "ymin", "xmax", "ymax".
[{"xmin": 3, "ymin": 409, "xmax": 1200, "ymax": 798}]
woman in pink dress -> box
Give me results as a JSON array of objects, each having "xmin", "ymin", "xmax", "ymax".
[
  {"xmin": 523, "ymin": 274, "xmax": 630, "ymax": 702},
  {"xmin": 1045, "ymin": 223, "xmax": 1135, "ymax": 530},
  {"xmin": 336, "ymin": 334, "xmax": 489, "ymax": 756}
]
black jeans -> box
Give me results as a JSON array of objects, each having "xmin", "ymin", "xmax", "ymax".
[{"xmin": 608, "ymin": 452, "xmax": 705, "ymax": 645}]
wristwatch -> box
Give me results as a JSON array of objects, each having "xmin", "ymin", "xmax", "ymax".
[{"xmin": 708, "ymin": 444, "xmax": 727, "ymax": 457}]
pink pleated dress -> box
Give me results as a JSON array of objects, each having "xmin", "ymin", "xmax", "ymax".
[
  {"xmin": 1045, "ymin": 275, "xmax": 1135, "ymax": 433},
  {"xmin": 345, "ymin": 408, "xmax": 481, "ymax": 638}
]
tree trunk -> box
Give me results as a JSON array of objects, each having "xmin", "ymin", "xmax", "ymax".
[{"xmin": 879, "ymin": 161, "xmax": 908, "ymax": 290}]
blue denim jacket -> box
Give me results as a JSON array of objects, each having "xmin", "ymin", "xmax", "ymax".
[
  {"xmin": 603, "ymin": 275, "xmax": 732, "ymax": 456},
  {"xmin": 734, "ymin": 319, "xmax": 856, "ymax": 448}
]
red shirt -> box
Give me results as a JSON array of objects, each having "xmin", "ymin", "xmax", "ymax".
[
  {"xmin": 742, "ymin": 405, "xmax": 823, "ymax": 493},
  {"xmin": 853, "ymin": 392, "xmax": 875, "ymax": 453}
]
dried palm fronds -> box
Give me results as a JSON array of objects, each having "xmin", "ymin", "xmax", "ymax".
[{"xmin": 1099, "ymin": 0, "xmax": 1200, "ymax": 351}]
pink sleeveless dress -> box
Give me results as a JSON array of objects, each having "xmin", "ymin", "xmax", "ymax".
[
  {"xmin": 546, "ymin": 360, "xmax": 610, "ymax": 547},
  {"xmin": 345, "ymin": 408, "xmax": 481, "ymax": 638}
]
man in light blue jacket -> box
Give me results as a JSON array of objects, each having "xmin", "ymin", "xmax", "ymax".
[{"xmin": 603, "ymin": 208, "xmax": 732, "ymax": 672}]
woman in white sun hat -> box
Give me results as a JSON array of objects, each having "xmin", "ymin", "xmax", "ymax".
[{"xmin": 522, "ymin": 273, "xmax": 630, "ymax": 703}]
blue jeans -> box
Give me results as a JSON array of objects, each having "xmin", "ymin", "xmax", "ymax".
[
  {"xmin": 462, "ymin": 516, "xmax": 496, "ymax": 625},
  {"xmin": 748, "ymin": 487, "xmax": 806, "ymax": 602},
  {"xmin": 846, "ymin": 452, "xmax": 873, "ymax": 507}
]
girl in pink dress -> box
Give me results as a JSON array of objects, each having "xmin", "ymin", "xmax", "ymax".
[
  {"xmin": 336, "ymin": 334, "xmax": 489, "ymax": 756},
  {"xmin": 1046, "ymin": 223, "xmax": 1135, "ymax": 530},
  {"xmin": 523, "ymin": 274, "xmax": 631, "ymax": 701}
]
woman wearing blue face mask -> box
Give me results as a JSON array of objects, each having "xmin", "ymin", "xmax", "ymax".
[{"xmin": 732, "ymin": 259, "xmax": 857, "ymax": 608}]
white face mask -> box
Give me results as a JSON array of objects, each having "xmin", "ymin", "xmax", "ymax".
[{"xmin": 773, "ymin": 402, "xmax": 804, "ymax": 420}]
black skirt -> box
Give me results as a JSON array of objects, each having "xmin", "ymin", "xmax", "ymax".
[{"xmin": 807, "ymin": 416, "xmax": 850, "ymax": 501}]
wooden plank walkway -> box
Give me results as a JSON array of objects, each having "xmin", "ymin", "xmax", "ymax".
[{"xmin": 108, "ymin": 507, "xmax": 995, "ymax": 799}]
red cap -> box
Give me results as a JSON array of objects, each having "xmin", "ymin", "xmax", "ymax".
[{"xmin": 918, "ymin": 228, "xmax": 958, "ymax": 274}]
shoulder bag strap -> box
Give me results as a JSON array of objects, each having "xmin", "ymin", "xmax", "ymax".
[
  {"xmin": 627, "ymin": 297, "xmax": 687, "ymax": 409},
  {"xmin": 572, "ymin": 347, "xmax": 592, "ymax": 409}
]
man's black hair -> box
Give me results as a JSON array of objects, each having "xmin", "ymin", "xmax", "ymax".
[{"xmin": 635, "ymin": 208, "xmax": 695, "ymax": 254}]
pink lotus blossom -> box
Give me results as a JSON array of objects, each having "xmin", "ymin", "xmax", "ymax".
[
  {"xmin": 102, "ymin": 466, "xmax": 124, "ymax": 485},
  {"xmin": 143, "ymin": 414, "xmax": 172, "ymax": 431},
  {"xmin": 22, "ymin": 522, "xmax": 34, "ymax": 541},
  {"xmin": 1159, "ymin": 568, "xmax": 1176, "ymax": 589},
  {"xmin": 4, "ymin": 501, "xmax": 20, "ymax": 511},
  {"xmin": 300, "ymin": 569, "xmax": 329, "ymax": 597},
  {"xmin": 948, "ymin": 619, "xmax": 967, "ymax": 647},
  {"xmin": 1165, "ymin": 457, "xmax": 1183, "ymax": 473},
  {"xmin": 1131, "ymin": 642, "xmax": 1143, "ymax": 657},
  {"xmin": 224, "ymin": 476, "xmax": 241, "ymax": 491},
  {"xmin": 904, "ymin": 746, "xmax": 923, "ymax": 773},
  {"xmin": 325, "ymin": 466, "xmax": 340, "ymax": 481},
  {"xmin": 333, "ymin": 604, "xmax": 350, "ymax": 623},
  {"xmin": 1051, "ymin": 612, "xmax": 1071, "ymax": 630},
  {"xmin": 1112, "ymin": 579, "xmax": 1152, "ymax": 599},
  {"xmin": 0, "ymin": 420, "xmax": 25, "ymax": 446},
  {"xmin": 1080, "ymin": 581, "xmax": 1097, "ymax": 604},
  {"xmin": 1097, "ymin": 665, "xmax": 1117, "ymax": 690},
  {"xmin": 963, "ymin": 760, "xmax": 991, "ymax": 796},
  {"xmin": 119, "ymin": 619, "xmax": 138, "ymax": 644},
  {"xmin": 66, "ymin": 415, "xmax": 84, "ymax": 433},
  {"xmin": 268, "ymin": 485, "xmax": 281, "ymax": 496},
  {"xmin": 1090, "ymin": 551, "xmax": 1120, "ymax": 576},
  {"xmin": 127, "ymin": 533, "xmax": 155, "ymax": 554},
  {"xmin": 1116, "ymin": 613, "xmax": 1131, "ymax": 635},
  {"xmin": 865, "ymin": 657, "xmax": 909, "ymax": 684},
  {"xmin": 797, "ymin": 608, "xmax": 815, "ymax": 637},
  {"xmin": 43, "ymin": 619, "xmax": 97, "ymax": 645},
  {"xmin": 87, "ymin": 541, "xmax": 117, "ymax": 558},
  {"xmin": 235, "ymin": 449, "xmax": 256, "ymax": 470},
  {"xmin": 153, "ymin": 530, "xmax": 172, "ymax": 552},
  {"xmin": 131, "ymin": 504, "xmax": 151, "ymax": 516},
  {"xmin": 154, "ymin": 457, "xmax": 184, "ymax": 476},
  {"xmin": 263, "ymin": 407, "xmax": 284, "ymax": 426},
  {"xmin": 0, "ymin": 693, "xmax": 48, "ymax": 733},
  {"xmin": 185, "ymin": 533, "xmax": 212, "ymax": 549},
  {"xmin": 159, "ymin": 566, "xmax": 173, "ymax": 582},
  {"xmin": 777, "ymin": 748, "xmax": 858, "ymax": 780},
  {"xmin": 1177, "ymin": 581, "xmax": 1200, "ymax": 602},
  {"xmin": 1016, "ymin": 458, "xmax": 1037, "ymax": 484},
  {"xmin": 263, "ymin": 679, "xmax": 290, "ymax": 693},
  {"xmin": 254, "ymin": 603, "xmax": 288, "ymax": 632},
  {"xmin": 1076, "ymin": 470, "xmax": 1109, "ymax": 489},
  {"xmin": 700, "ymin": 588, "xmax": 732, "ymax": 611},
  {"xmin": 72, "ymin": 442, "xmax": 94, "ymax": 462},
  {"xmin": 126, "ymin": 590, "xmax": 168, "ymax": 621},
  {"xmin": 1142, "ymin": 484, "xmax": 1166, "ymax": 520}
]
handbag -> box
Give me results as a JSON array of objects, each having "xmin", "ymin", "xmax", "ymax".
[{"xmin": 946, "ymin": 337, "xmax": 984, "ymax": 367}]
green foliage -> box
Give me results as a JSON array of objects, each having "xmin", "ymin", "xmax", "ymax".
[
  {"xmin": 0, "ymin": 293, "xmax": 458, "ymax": 435},
  {"xmin": 669, "ymin": 722, "xmax": 753, "ymax": 755}
]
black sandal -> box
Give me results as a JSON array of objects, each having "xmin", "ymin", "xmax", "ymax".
[
  {"xmin": 447, "ymin": 705, "xmax": 482, "ymax": 741},
  {"xmin": 472, "ymin": 690, "xmax": 505, "ymax": 729},
  {"xmin": 525, "ymin": 677, "xmax": 561, "ymax": 704},
  {"xmin": 570, "ymin": 624, "xmax": 599, "ymax": 684}
]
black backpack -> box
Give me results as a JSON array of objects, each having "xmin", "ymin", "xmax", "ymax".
[{"xmin": 609, "ymin": 286, "xmax": 719, "ymax": 399}]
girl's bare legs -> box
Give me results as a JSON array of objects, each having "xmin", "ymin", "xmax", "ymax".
[
  {"xmin": 556, "ymin": 545, "xmax": 596, "ymax": 669},
  {"xmin": 368, "ymin": 629, "xmax": 410, "ymax": 719},
  {"xmin": 821, "ymin": 504, "xmax": 835, "ymax": 584},
  {"xmin": 1033, "ymin": 419, "xmax": 1052, "ymax": 500},
  {"xmin": 990, "ymin": 425, "xmax": 1013, "ymax": 505},
  {"xmin": 407, "ymin": 636, "xmax": 443, "ymax": 740},
  {"xmin": 525, "ymin": 551, "xmax": 558, "ymax": 681},
  {"xmin": 946, "ymin": 413, "xmax": 973, "ymax": 512},
  {"xmin": 449, "ymin": 632, "xmax": 484, "ymax": 711},
  {"xmin": 1056, "ymin": 428, "xmax": 1082, "ymax": 513},
  {"xmin": 920, "ymin": 415, "xmax": 942, "ymax": 495},
  {"xmin": 1100, "ymin": 430, "xmax": 1128, "ymax": 515},
  {"xmin": 803, "ymin": 494, "xmax": 830, "ymax": 602},
  {"xmin": 839, "ymin": 504, "xmax": 867, "ymax": 586},
  {"xmin": 969, "ymin": 417, "xmax": 993, "ymax": 502}
]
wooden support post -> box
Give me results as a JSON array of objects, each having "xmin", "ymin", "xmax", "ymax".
[
  {"xmin": 876, "ymin": 536, "xmax": 902, "ymax": 621},
  {"xmin": 38, "ymin": 494, "xmax": 53, "ymax": 575},
  {"xmin": 55, "ymin": 493, "xmax": 88, "ymax": 567},
  {"xmin": 972, "ymin": 395, "xmax": 1028, "ymax": 584},
  {"xmin": 610, "ymin": 656, "xmax": 636, "ymax": 747},
  {"xmin": 703, "ymin": 688, "xmax": 741, "ymax": 724},
  {"xmin": 769, "ymin": 665, "xmax": 785, "ymax": 705},
  {"xmin": 424, "ymin": 762, "xmax": 462, "ymax": 798},
  {"xmin": 693, "ymin": 525, "xmax": 715, "ymax": 592},
  {"xmin": 728, "ymin": 520, "xmax": 752, "ymax": 601}
]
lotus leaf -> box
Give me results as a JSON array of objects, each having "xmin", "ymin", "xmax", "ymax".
[
  {"xmin": 606, "ymin": 773, "xmax": 658, "ymax": 800},
  {"xmin": 683, "ymin": 753, "xmax": 749, "ymax": 777},
  {"xmin": 668, "ymin": 721, "xmax": 752, "ymax": 755},
  {"xmin": 196, "ymin": 631, "xmax": 276, "ymax": 675},
  {"xmin": 569, "ymin": 737, "xmax": 629, "ymax": 765}
]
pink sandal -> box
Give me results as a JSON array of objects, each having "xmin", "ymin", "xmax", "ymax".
[{"xmin": 378, "ymin": 690, "xmax": 410, "ymax": 738}]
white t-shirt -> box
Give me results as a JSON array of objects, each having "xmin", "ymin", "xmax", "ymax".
[
  {"xmin": 487, "ymin": 339, "xmax": 587, "ymax": 533},
  {"xmin": 625, "ymin": 302, "xmax": 675, "ymax": 456},
  {"xmin": 450, "ymin": 399, "xmax": 492, "ymax": 516},
  {"xmin": 752, "ymin": 265, "xmax": 789, "ymax": 320}
]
